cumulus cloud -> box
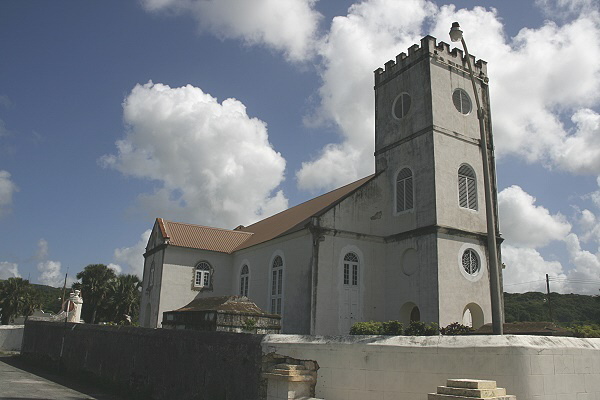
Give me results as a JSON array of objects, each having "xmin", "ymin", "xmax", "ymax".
[
  {"xmin": 0, "ymin": 262, "xmax": 20, "ymax": 280},
  {"xmin": 37, "ymin": 260, "xmax": 64, "ymax": 287},
  {"xmin": 297, "ymin": 0, "xmax": 437, "ymax": 191},
  {"xmin": 101, "ymin": 82, "xmax": 287, "ymax": 229},
  {"xmin": 502, "ymin": 245, "xmax": 567, "ymax": 293},
  {"xmin": 577, "ymin": 208, "xmax": 600, "ymax": 246},
  {"xmin": 35, "ymin": 239, "xmax": 49, "ymax": 261},
  {"xmin": 498, "ymin": 185, "xmax": 571, "ymax": 248},
  {"xmin": 536, "ymin": 0, "xmax": 599, "ymax": 19},
  {"xmin": 564, "ymin": 233, "xmax": 600, "ymax": 294},
  {"xmin": 107, "ymin": 263, "xmax": 123, "ymax": 275},
  {"xmin": 0, "ymin": 170, "xmax": 17, "ymax": 217},
  {"xmin": 140, "ymin": 0, "xmax": 322, "ymax": 62},
  {"xmin": 297, "ymin": 1, "xmax": 600, "ymax": 191},
  {"xmin": 112, "ymin": 230, "xmax": 151, "ymax": 278}
]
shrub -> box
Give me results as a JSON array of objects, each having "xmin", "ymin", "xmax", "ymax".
[
  {"xmin": 567, "ymin": 324, "xmax": 600, "ymax": 338},
  {"xmin": 381, "ymin": 320, "xmax": 403, "ymax": 335},
  {"xmin": 404, "ymin": 321, "xmax": 439, "ymax": 336},
  {"xmin": 440, "ymin": 322, "xmax": 474, "ymax": 335},
  {"xmin": 349, "ymin": 321, "xmax": 383, "ymax": 335}
]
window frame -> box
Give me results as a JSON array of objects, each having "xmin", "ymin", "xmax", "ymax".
[
  {"xmin": 392, "ymin": 92, "xmax": 412, "ymax": 120},
  {"xmin": 452, "ymin": 88, "xmax": 472, "ymax": 115},
  {"xmin": 395, "ymin": 167, "xmax": 414, "ymax": 214},
  {"xmin": 458, "ymin": 164, "xmax": 478, "ymax": 211},
  {"xmin": 240, "ymin": 264, "xmax": 249, "ymax": 297},
  {"xmin": 343, "ymin": 252, "xmax": 359, "ymax": 287},
  {"xmin": 457, "ymin": 244, "xmax": 485, "ymax": 282},
  {"xmin": 192, "ymin": 261, "xmax": 213, "ymax": 291},
  {"xmin": 269, "ymin": 255, "xmax": 284, "ymax": 315}
]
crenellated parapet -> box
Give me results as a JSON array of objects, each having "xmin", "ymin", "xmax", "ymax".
[{"xmin": 374, "ymin": 35, "xmax": 487, "ymax": 86}]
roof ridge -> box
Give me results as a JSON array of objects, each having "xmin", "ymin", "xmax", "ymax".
[
  {"xmin": 162, "ymin": 219, "xmax": 253, "ymax": 236},
  {"xmin": 242, "ymin": 174, "xmax": 376, "ymax": 230}
]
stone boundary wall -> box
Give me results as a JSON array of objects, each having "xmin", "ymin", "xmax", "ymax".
[
  {"xmin": 262, "ymin": 334, "xmax": 600, "ymax": 400},
  {"xmin": 21, "ymin": 320, "xmax": 265, "ymax": 400},
  {"xmin": 0, "ymin": 325, "xmax": 24, "ymax": 352}
]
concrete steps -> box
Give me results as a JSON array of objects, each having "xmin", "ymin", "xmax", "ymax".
[{"xmin": 429, "ymin": 379, "xmax": 516, "ymax": 400}]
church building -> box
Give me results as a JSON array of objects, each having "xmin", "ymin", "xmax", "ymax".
[{"xmin": 139, "ymin": 35, "xmax": 501, "ymax": 335}]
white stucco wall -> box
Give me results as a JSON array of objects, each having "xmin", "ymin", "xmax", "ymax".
[
  {"xmin": 156, "ymin": 247, "xmax": 234, "ymax": 327},
  {"xmin": 262, "ymin": 334, "xmax": 600, "ymax": 400},
  {"xmin": 234, "ymin": 231, "xmax": 314, "ymax": 334},
  {"xmin": 0, "ymin": 325, "xmax": 23, "ymax": 352}
]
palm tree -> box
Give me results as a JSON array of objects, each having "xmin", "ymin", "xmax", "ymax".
[
  {"xmin": 108, "ymin": 274, "xmax": 141, "ymax": 323},
  {"xmin": 74, "ymin": 264, "xmax": 116, "ymax": 324},
  {"xmin": 0, "ymin": 277, "xmax": 36, "ymax": 324}
]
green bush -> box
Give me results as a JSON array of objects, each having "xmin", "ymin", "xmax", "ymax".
[
  {"xmin": 566, "ymin": 323, "xmax": 600, "ymax": 338},
  {"xmin": 381, "ymin": 320, "xmax": 403, "ymax": 335},
  {"xmin": 404, "ymin": 321, "xmax": 439, "ymax": 336},
  {"xmin": 440, "ymin": 322, "xmax": 474, "ymax": 335},
  {"xmin": 349, "ymin": 321, "xmax": 383, "ymax": 335}
]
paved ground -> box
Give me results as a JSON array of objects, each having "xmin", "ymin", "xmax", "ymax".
[{"xmin": 0, "ymin": 355, "xmax": 126, "ymax": 400}]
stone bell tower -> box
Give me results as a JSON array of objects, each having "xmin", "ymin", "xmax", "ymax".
[{"xmin": 374, "ymin": 36, "xmax": 499, "ymax": 328}]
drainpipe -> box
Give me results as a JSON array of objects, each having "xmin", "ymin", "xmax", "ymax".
[{"xmin": 309, "ymin": 217, "xmax": 324, "ymax": 335}]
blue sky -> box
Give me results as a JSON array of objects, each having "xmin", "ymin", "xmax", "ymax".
[{"xmin": 0, "ymin": 0, "xmax": 599, "ymax": 294}]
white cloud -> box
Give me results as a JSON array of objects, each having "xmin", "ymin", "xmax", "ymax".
[
  {"xmin": 37, "ymin": 260, "xmax": 64, "ymax": 287},
  {"xmin": 0, "ymin": 170, "xmax": 17, "ymax": 217},
  {"xmin": 107, "ymin": 263, "xmax": 123, "ymax": 275},
  {"xmin": 101, "ymin": 82, "xmax": 288, "ymax": 229},
  {"xmin": 113, "ymin": 230, "xmax": 151, "ymax": 278},
  {"xmin": 536, "ymin": 0, "xmax": 599, "ymax": 19},
  {"xmin": 0, "ymin": 262, "xmax": 20, "ymax": 280},
  {"xmin": 498, "ymin": 185, "xmax": 571, "ymax": 248},
  {"xmin": 553, "ymin": 109, "xmax": 600, "ymax": 175},
  {"xmin": 297, "ymin": 0, "xmax": 437, "ymax": 191},
  {"xmin": 564, "ymin": 233, "xmax": 600, "ymax": 294},
  {"xmin": 297, "ymin": 1, "xmax": 600, "ymax": 191},
  {"xmin": 140, "ymin": 0, "xmax": 322, "ymax": 62},
  {"xmin": 577, "ymin": 208, "xmax": 600, "ymax": 246},
  {"xmin": 35, "ymin": 239, "xmax": 49, "ymax": 261},
  {"xmin": 502, "ymin": 245, "xmax": 567, "ymax": 293}
]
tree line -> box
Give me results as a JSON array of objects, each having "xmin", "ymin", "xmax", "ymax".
[{"xmin": 0, "ymin": 264, "xmax": 140, "ymax": 325}]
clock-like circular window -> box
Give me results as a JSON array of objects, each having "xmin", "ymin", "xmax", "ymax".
[
  {"xmin": 462, "ymin": 249, "xmax": 480, "ymax": 275},
  {"xmin": 452, "ymin": 88, "xmax": 472, "ymax": 115},
  {"xmin": 392, "ymin": 92, "xmax": 411, "ymax": 119}
]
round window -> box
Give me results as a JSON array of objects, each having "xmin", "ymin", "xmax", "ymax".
[
  {"xmin": 392, "ymin": 92, "xmax": 411, "ymax": 119},
  {"xmin": 462, "ymin": 249, "xmax": 480, "ymax": 275},
  {"xmin": 452, "ymin": 88, "xmax": 472, "ymax": 115}
]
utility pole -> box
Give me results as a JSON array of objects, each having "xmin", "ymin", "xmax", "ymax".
[{"xmin": 546, "ymin": 274, "xmax": 554, "ymax": 322}]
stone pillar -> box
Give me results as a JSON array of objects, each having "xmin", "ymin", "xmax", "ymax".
[
  {"xmin": 263, "ymin": 362, "xmax": 323, "ymax": 400},
  {"xmin": 66, "ymin": 290, "xmax": 83, "ymax": 323},
  {"xmin": 429, "ymin": 379, "xmax": 516, "ymax": 400}
]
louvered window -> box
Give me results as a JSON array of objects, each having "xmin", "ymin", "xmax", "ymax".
[
  {"xmin": 270, "ymin": 256, "xmax": 283, "ymax": 315},
  {"xmin": 240, "ymin": 264, "xmax": 249, "ymax": 297},
  {"xmin": 453, "ymin": 88, "xmax": 472, "ymax": 115},
  {"xmin": 393, "ymin": 93, "xmax": 411, "ymax": 119},
  {"xmin": 458, "ymin": 164, "xmax": 477, "ymax": 210},
  {"xmin": 462, "ymin": 249, "xmax": 480, "ymax": 275},
  {"xmin": 396, "ymin": 168, "xmax": 414, "ymax": 212},
  {"xmin": 343, "ymin": 252, "xmax": 359, "ymax": 286}
]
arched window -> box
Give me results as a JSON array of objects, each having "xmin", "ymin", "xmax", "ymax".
[
  {"xmin": 240, "ymin": 265, "xmax": 249, "ymax": 297},
  {"xmin": 343, "ymin": 252, "xmax": 359, "ymax": 286},
  {"xmin": 270, "ymin": 256, "xmax": 283, "ymax": 315},
  {"xmin": 148, "ymin": 261, "xmax": 155, "ymax": 288},
  {"xmin": 458, "ymin": 164, "xmax": 477, "ymax": 210},
  {"xmin": 396, "ymin": 168, "xmax": 414, "ymax": 212},
  {"xmin": 194, "ymin": 261, "xmax": 211, "ymax": 288}
]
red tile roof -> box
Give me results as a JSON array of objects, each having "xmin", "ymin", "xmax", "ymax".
[{"xmin": 156, "ymin": 173, "xmax": 377, "ymax": 253}]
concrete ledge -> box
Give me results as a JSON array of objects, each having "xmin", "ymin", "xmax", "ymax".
[
  {"xmin": 0, "ymin": 325, "xmax": 24, "ymax": 352},
  {"xmin": 447, "ymin": 379, "xmax": 498, "ymax": 390},
  {"xmin": 429, "ymin": 395, "xmax": 516, "ymax": 400},
  {"xmin": 437, "ymin": 386, "xmax": 506, "ymax": 397}
]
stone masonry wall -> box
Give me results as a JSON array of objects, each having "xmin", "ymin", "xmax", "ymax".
[{"xmin": 21, "ymin": 320, "xmax": 265, "ymax": 400}]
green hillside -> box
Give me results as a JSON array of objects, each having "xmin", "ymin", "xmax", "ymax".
[{"xmin": 504, "ymin": 292, "xmax": 600, "ymax": 324}]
